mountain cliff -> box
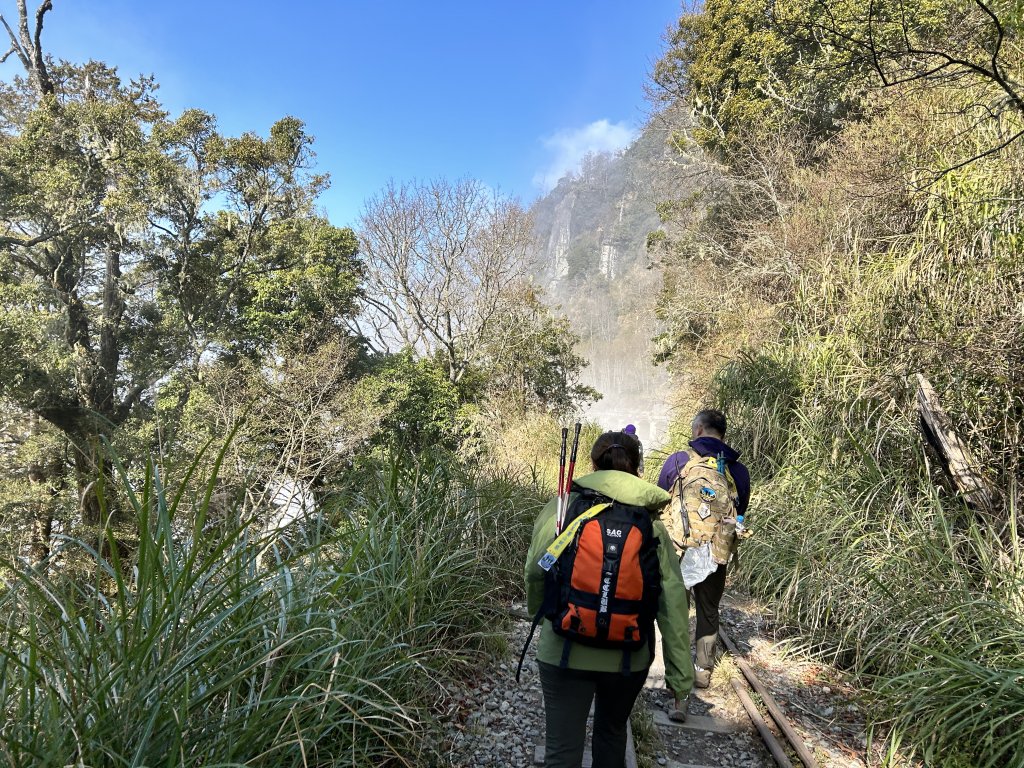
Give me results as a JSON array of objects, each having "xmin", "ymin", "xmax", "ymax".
[{"xmin": 529, "ymin": 119, "xmax": 690, "ymax": 450}]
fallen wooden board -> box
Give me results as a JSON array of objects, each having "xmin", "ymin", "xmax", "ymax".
[
  {"xmin": 652, "ymin": 709, "xmax": 744, "ymax": 734},
  {"xmin": 731, "ymin": 677, "xmax": 793, "ymax": 768},
  {"xmin": 916, "ymin": 372, "xmax": 995, "ymax": 510},
  {"xmin": 720, "ymin": 628, "xmax": 819, "ymax": 768}
]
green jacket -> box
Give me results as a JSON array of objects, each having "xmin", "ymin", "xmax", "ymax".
[{"xmin": 524, "ymin": 470, "xmax": 694, "ymax": 696}]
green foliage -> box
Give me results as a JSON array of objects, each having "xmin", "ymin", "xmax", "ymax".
[
  {"xmin": 238, "ymin": 218, "xmax": 362, "ymax": 352},
  {"xmin": 652, "ymin": 0, "xmax": 862, "ymax": 153},
  {"xmin": 0, "ymin": 61, "xmax": 363, "ymax": 524},
  {"xmin": 651, "ymin": 2, "xmax": 1024, "ymax": 763},
  {"xmin": 353, "ymin": 351, "xmax": 467, "ymax": 454},
  {"xmin": 476, "ymin": 285, "xmax": 600, "ymax": 420},
  {"xmin": 644, "ymin": 229, "xmax": 667, "ymax": 251}
]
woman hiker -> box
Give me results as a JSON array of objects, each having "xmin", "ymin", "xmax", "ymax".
[{"xmin": 524, "ymin": 430, "xmax": 693, "ymax": 768}]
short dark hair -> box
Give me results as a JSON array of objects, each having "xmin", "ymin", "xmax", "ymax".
[
  {"xmin": 591, "ymin": 431, "xmax": 641, "ymax": 474},
  {"xmin": 693, "ymin": 409, "xmax": 727, "ymax": 437}
]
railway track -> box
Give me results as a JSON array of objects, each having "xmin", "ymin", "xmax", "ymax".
[{"xmin": 640, "ymin": 623, "xmax": 819, "ymax": 768}]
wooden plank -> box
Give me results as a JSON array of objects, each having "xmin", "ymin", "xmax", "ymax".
[
  {"xmin": 651, "ymin": 709, "xmax": 744, "ymax": 734},
  {"xmin": 731, "ymin": 677, "xmax": 794, "ymax": 768},
  {"xmin": 719, "ymin": 628, "xmax": 819, "ymax": 768},
  {"xmin": 916, "ymin": 373, "xmax": 995, "ymax": 510}
]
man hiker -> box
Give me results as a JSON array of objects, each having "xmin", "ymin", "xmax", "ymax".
[{"xmin": 657, "ymin": 409, "xmax": 750, "ymax": 688}]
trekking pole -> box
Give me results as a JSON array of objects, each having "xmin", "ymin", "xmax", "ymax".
[
  {"xmin": 558, "ymin": 422, "xmax": 582, "ymax": 533},
  {"xmin": 555, "ymin": 427, "xmax": 568, "ymax": 534}
]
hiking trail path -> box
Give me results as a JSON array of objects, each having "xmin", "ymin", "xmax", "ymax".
[{"xmin": 443, "ymin": 589, "xmax": 883, "ymax": 767}]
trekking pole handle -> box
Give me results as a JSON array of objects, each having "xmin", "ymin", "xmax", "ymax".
[
  {"xmin": 558, "ymin": 428, "xmax": 568, "ymax": 492},
  {"xmin": 568, "ymin": 422, "xmax": 581, "ymax": 464}
]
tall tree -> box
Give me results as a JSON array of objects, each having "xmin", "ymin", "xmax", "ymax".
[
  {"xmin": 0, "ymin": 3, "xmax": 361, "ymax": 528},
  {"xmin": 797, "ymin": 0, "xmax": 1024, "ymax": 168},
  {"xmin": 651, "ymin": 0, "xmax": 862, "ymax": 153}
]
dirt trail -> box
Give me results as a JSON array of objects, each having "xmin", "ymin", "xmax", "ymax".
[{"xmin": 644, "ymin": 592, "xmax": 875, "ymax": 767}]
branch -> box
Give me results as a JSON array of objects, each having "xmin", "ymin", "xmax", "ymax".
[
  {"xmin": 0, "ymin": 13, "xmax": 28, "ymax": 70},
  {"xmin": 8, "ymin": 1, "xmax": 52, "ymax": 97},
  {"xmin": 973, "ymin": 0, "xmax": 1024, "ymax": 114},
  {"xmin": 913, "ymin": 127, "xmax": 1024, "ymax": 187},
  {"xmin": 0, "ymin": 228, "xmax": 68, "ymax": 249},
  {"xmin": 112, "ymin": 379, "xmax": 153, "ymax": 425}
]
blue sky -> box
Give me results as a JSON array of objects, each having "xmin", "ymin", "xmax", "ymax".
[{"xmin": 31, "ymin": 1, "xmax": 683, "ymax": 227}]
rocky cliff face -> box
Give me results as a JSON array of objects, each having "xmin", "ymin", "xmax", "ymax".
[
  {"xmin": 545, "ymin": 190, "xmax": 576, "ymax": 281},
  {"xmin": 530, "ymin": 134, "xmax": 662, "ymax": 286},
  {"xmin": 529, "ymin": 120, "xmax": 684, "ymax": 449}
]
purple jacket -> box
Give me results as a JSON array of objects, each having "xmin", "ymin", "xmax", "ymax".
[{"xmin": 657, "ymin": 436, "xmax": 751, "ymax": 518}]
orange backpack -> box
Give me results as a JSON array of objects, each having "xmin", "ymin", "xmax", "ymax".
[{"xmin": 540, "ymin": 485, "xmax": 662, "ymax": 670}]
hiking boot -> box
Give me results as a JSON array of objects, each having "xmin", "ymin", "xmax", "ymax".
[
  {"xmin": 694, "ymin": 634, "xmax": 717, "ymax": 689},
  {"xmin": 669, "ymin": 695, "xmax": 689, "ymax": 722}
]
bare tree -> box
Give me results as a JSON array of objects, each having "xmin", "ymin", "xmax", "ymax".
[
  {"xmin": 358, "ymin": 178, "xmax": 535, "ymax": 383},
  {"xmin": 0, "ymin": 1, "xmax": 53, "ymax": 97}
]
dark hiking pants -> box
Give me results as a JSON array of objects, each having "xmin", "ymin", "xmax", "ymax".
[
  {"xmin": 692, "ymin": 562, "xmax": 728, "ymax": 639},
  {"xmin": 538, "ymin": 661, "xmax": 648, "ymax": 768}
]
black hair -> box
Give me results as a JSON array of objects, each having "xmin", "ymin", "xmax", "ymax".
[
  {"xmin": 693, "ymin": 409, "xmax": 727, "ymax": 437},
  {"xmin": 590, "ymin": 431, "xmax": 641, "ymax": 474}
]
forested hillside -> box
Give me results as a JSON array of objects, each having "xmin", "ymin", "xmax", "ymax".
[
  {"xmin": 648, "ymin": 1, "xmax": 1024, "ymax": 765},
  {"xmin": 1, "ymin": 0, "xmax": 1022, "ymax": 765}
]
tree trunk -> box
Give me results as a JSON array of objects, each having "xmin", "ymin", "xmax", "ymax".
[
  {"xmin": 24, "ymin": 415, "xmax": 64, "ymax": 566},
  {"xmin": 71, "ymin": 432, "xmax": 118, "ymax": 527}
]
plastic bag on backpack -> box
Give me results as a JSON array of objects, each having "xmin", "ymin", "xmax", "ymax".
[{"xmin": 681, "ymin": 543, "xmax": 716, "ymax": 588}]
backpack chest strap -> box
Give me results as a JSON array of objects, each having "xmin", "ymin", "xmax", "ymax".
[{"xmin": 537, "ymin": 502, "xmax": 611, "ymax": 571}]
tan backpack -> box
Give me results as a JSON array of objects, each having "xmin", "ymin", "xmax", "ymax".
[{"xmin": 665, "ymin": 452, "xmax": 738, "ymax": 565}]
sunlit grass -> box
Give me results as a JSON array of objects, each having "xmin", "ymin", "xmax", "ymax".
[
  {"xmin": 715, "ymin": 349, "xmax": 1024, "ymax": 767},
  {"xmin": 0, "ymin": 444, "xmax": 540, "ymax": 767}
]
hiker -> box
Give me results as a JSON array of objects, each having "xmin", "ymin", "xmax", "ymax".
[
  {"xmin": 524, "ymin": 430, "xmax": 693, "ymax": 768},
  {"xmin": 656, "ymin": 409, "xmax": 750, "ymax": 689},
  {"xmin": 622, "ymin": 423, "xmax": 644, "ymax": 476}
]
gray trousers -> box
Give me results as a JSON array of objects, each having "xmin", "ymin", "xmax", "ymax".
[{"xmin": 538, "ymin": 661, "xmax": 648, "ymax": 768}]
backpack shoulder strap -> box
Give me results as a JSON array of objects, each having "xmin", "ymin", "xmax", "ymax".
[{"xmin": 723, "ymin": 465, "xmax": 739, "ymax": 498}]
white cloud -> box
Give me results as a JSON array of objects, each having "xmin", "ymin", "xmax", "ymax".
[{"xmin": 533, "ymin": 119, "xmax": 639, "ymax": 191}]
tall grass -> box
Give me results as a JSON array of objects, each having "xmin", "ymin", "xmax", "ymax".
[
  {"xmin": 0, "ymin": 447, "xmax": 540, "ymax": 767},
  {"xmin": 715, "ymin": 343, "xmax": 1024, "ymax": 767}
]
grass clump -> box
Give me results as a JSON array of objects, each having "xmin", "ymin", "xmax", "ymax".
[
  {"xmin": 0, "ymin": 445, "xmax": 540, "ymax": 767},
  {"xmin": 715, "ymin": 341, "xmax": 1024, "ymax": 766}
]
